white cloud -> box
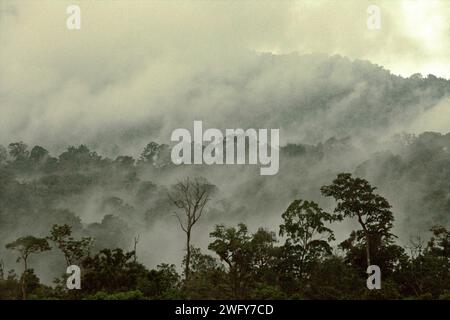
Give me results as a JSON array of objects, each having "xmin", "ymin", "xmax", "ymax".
[{"xmin": 0, "ymin": 0, "xmax": 448, "ymax": 150}]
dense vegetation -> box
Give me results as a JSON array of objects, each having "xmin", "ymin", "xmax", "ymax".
[{"xmin": 0, "ymin": 134, "xmax": 448, "ymax": 300}]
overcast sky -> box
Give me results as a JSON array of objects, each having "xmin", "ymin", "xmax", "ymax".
[{"xmin": 0, "ymin": 0, "xmax": 448, "ymax": 149}]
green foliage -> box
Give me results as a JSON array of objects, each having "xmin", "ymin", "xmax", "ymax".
[
  {"xmin": 208, "ymin": 224, "xmax": 280, "ymax": 299},
  {"xmin": 8, "ymin": 142, "xmax": 29, "ymax": 161},
  {"xmin": 139, "ymin": 142, "xmax": 171, "ymax": 168},
  {"xmin": 304, "ymin": 256, "xmax": 365, "ymax": 299},
  {"xmin": 82, "ymin": 248, "xmax": 140, "ymax": 293},
  {"xmin": 321, "ymin": 173, "xmax": 395, "ymax": 242},
  {"xmin": 6, "ymin": 236, "xmax": 51, "ymax": 263},
  {"xmin": 0, "ymin": 165, "xmax": 448, "ymax": 300},
  {"xmin": 394, "ymin": 225, "xmax": 450, "ymax": 299},
  {"xmin": 137, "ymin": 264, "xmax": 181, "ymax": 299},
  {"xmin": 0, "ymin": 269, "xmax": 20, "ymax": 299},
  {"xmin": 208, "ymin": 223, "xmax": 253, "ymax": 298},
  {"xmin": 279, "ymin": 199, "xmax": 337, "ymax": 279},
  {"xmin": 48, "ymin": 224, "xmax": 93, "ymax": 266},
  {"xmin": 5, "ymin": 236, "xmax": 50, "ymax": 300},
  {"xmin": 321, "ymin": 173, "xmax": 396, "ymax": 268},
  {"xmin": 182, "ymin": 247, "xmax": 228, "ymax": 299}
]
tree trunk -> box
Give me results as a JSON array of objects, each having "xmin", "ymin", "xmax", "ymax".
[
  {"xmin": 365, "ymin": 233, "xmax": 371, "ymax": 267},
  {"xmin": 185, "ymin": 228, "xmax": 191, "ymax": 282},
  {"xmin": 357, "ymin": 215, "xmax": 371, "ymax": 267},
  {"xmin": 22, "ymin": 258, "xmax": 27, "ymax": 300}
]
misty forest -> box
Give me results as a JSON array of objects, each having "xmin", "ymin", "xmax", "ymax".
[{"xmin": 0, "ymin": 55, "xmax": 449, "ymax": 300}]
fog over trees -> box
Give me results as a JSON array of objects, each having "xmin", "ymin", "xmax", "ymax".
[{"xmin": 0, "ymin": 55, "xmax": 448, "ymax": 299}]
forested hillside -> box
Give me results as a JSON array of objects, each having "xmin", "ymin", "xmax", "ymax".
[{"xmin": 0, "ymin": 131, "xmax": 448, "ymax": 299}]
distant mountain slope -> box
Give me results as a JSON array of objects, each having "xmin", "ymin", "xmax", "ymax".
[{"xmin": 2, "ymin": 54, "xmax": 449, "ymax": 153}]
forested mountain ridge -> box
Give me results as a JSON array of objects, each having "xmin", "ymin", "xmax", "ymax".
[
  {"xmin": 0, "ymin": 131, "xmax": 448, "ymax": 299},
  {"xmin": 2, "ymin": 53, "xmax": 449, "ymax": 151},
  {"xmin": 0, "ymin": 53, "xmax": 449, "ymax": 300}
]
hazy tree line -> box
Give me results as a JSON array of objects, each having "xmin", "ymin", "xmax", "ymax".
[{"xmin": 0, "ymin": 136, "xmax": 449, "ymax": 300}]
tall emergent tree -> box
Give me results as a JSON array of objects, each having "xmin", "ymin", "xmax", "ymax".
[
  {"xmin": 169, "ymin": 177, "xmax": 215, "ymax": 282},
  {"xmin": 208, "ymin": 223, "xmax": 253, "ymax": 298},
  {"xmin": 321, "ymin": 173, "xmax": 395, "ymax": 267},
  {"xmin": 5, "ymin": 236, "xmax": 50, "ymax": 300},
  {"xmin": 279, "ymin": 199, "xmax": 337, "ymax": 279},
  {"xmin": 48, "ymin": 224, "xmax": 93, "ymax": 266}
]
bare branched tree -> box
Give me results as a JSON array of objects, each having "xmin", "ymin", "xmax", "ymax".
[{"xmin": 168, "ymin": 177, "xmax": 214, "ymax": 282}]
